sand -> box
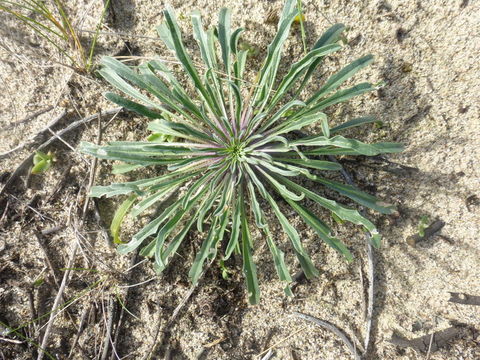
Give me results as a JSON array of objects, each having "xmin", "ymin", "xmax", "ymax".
[{"xmin": 0, "ymin": 0, "xmax": 479, "ymax": 359}]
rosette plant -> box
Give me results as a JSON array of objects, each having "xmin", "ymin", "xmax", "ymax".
[{"xmin": 81, "ymin": 0, "xmax": 402, "ymax": 304}]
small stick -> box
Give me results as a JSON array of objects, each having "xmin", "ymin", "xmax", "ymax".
[
  {"xmin": 364, "ymin": 237, "xmax": 374, "ymax": 353},
  {"xmin": 34, "ymin": 233, "xmax": 60, "ymax": 288},
  {"xmin": 81, "ymin": 113, "xmax": 103, "ymax": 221},
  {"xmin": 406, "ymin": 220, "xmax": 445, "ymax": 247},
  {"xmin": 101, "ymin": 297, "xmax": 116, "ymax": 360},
  {"xmin": 144, "ymin": 266, "xmax": 210, "ymax": 360},
  {"xmin": 328, "ymin": 155, "xmax": 375, "ymax": 356},
  {"xmin": 46, "ymin": 165, "xmax": 72, "ymax": 203},
  {"xmin": 358, "ymin": 265, "xmax": 367, "ymax": 321},
  {"xmin": 37, "ymin": 242, "xmax": 78, "ymax": 360},
  {"xmin": 448, "ymin": 292, "xmax": 480, "ymax": 306},
  {"xmin": 0, "ymin": 110, "xmax": 66, "ymax": 159},
  {"xmin": 41, "ymin": 225, "xmax": 65, "ymax": 236},
  {"xmin": 0, "ymin": 336, "xmax": 24, "ymax": 345},
  {"xmin": 0, "ymin": 199, "xmax": 9, "ymax": 224},
  {"xmin": 256, "ymin": 327, "xmax": 307, "ymax": 358},
  {"xmin": 7, "ymin": 193, "xmax": 54, "ymax": 222},
  {"xmin": 37, "ymin": 111, "xmax": 111, "ymax": 359},
  {"xmin": 425, "ymin": 333, "xmax": 434, "ymax": 360},
  {"xmin": 4, "ymin": 106, "xmax": 54, "ymax": 131},
  {"xmin": 68, "ymin": 303, "xmax": 91, "ymax": 358},
  {"xmin": 93, "ymin": 198, "xmax": 111, "ymax": 246},
  {"xmin": 260, "ymin": 350, "xmax": 274, "ymax": 360},
  {"xmin": 293, "ymin": 312, "xmax": 361, "ymax": 360},
  {"xmin": 109, "ymin": 253, "xmax": 140, "ymax": 360}
]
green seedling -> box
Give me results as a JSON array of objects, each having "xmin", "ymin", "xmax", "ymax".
[
  {"xmin": 32, "ymin": 150, "xmax": 55, "ymax": 174},
  {"xmin": 219, "ymin": 259, "xmax": 232, "ymax": 280},
  {"xmin": 418, "ymin": 215, "xmax": 430, "ymax": 237}
]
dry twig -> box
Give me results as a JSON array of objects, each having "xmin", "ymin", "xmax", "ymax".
[
  {"xmin": 37, "ymin": 109, "xmax": 115, "ymax": 359},
  {"xmin": 328, "ymin": 155, "xmax": 375, "ymax": 356},
  {"xmin": 293, "ymin": 312, "xmax": 361, "ymax": 360},
  {"xmin": 144, "ymin": 265, "xmax": 211, "ymax": 360},
  {"xmin": 0, "ymin": 110, "xmax": 67, "ymax": 160},
  {"xmin": 4, "ymin": 106, "xmax": 54, "ymax": 131}
]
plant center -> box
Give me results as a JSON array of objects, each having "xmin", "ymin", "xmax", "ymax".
[{"xmin": 227, "ymin": 141, "xmax": 246, "ymax": 162}]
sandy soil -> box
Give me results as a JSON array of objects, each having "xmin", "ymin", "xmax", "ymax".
[{"xmin": 1, "ymin": 0, "xmax": 479, "ymax": 359}]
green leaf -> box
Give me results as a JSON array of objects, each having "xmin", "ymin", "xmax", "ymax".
[
  {"xmin": 240, "ymin": 186, "xmax": 260, "ymax": 305},
  {"xmin": 263, "ymin": 190, "xmax": 319, "ymax": 279},
  {"xmin": 155, "ymin": 185, "xmax": 208, "ymax": 270},
  {"xmin": 224, "ymin": 192, "xmax": 241, "ymax": 260},
  {"xmin": 104, "ymin": 92, "xmax": 162, "ymax": 119},
  {"xmin": 218, "ymin": 8, "xmax": 232, "ymax": 76},
  {"xmin": 111, "ymin": 194, "xmax": 137, "ymax": 244},
  {"xmin": 278, "ymin": 176, "xmax": 381, "ymax": 247},
  {"xmin": 291, "ymin": 134, "xmax": 403, "ymax": 156},
  {"xmin": 90, "ymin": 183, "xmax": 144, "ymax": 198},
  {"xmin": 267, "ymin": 112, "xmax": 327, "ymax": 138},
  {"xmin": 147, "ymin": 119, "xmax": 213, "ymax": 143},
  {"xmin": 117, "ymin": 201, "xmax": 181, "ymax": 254},
  {"xmin": 268, "ymin": 44, "xmax": 341, "ymax": 110},
  {"xmin": 111, "ymin": 163, "xmax": 144, "ymax": 174},
  {"xmin": 285, "ymin": 198, "xmax": 353, "ymax": 261},
  {"xmin": 258, "ymin": 207, "xmax": 293, "ymax": 293},
  {"xmin": 153, "ymin": 214, "xmax": 197, "ymax": 267},
  {"xmin": 162, "ymin": 5, "xmax": 219, "ymax": 120},
  {"xmin": 295, "ymin": 23, "xmax": 346, "ymax": 95},
  {"xmin": 32, "ymin": 151, "xmax": 54, "ymax": 174},
  {"xmin": 189, "ymin": 216, "xmax": 218, "ymax": 284},
  {"xmin": 305, "ymin": 55, "xmax": 374, "ymax": 105},
  {"xmin": 254, "ymin": 100, "xmax": 305, "ymax": 135},
  {"xmin": 313, "ymin": 177, "xmax": 396, "ymax": 214},
  {"xmin": 255, "ymin": 165, "xmax": 304, "ymax": 201},
  {"xmin": 196, "ymin": 185, "xmax": 224, "ymax": 232},
  {"xmin": 273, "ymin": 157, "xmax": 342, "ymax": 171},
  {"xmin": 247, "ymin": 181, "xmax": 267, "ymax": 228},
  {"xmin": 320, "ymin": 116, "xmax": 330, "ymax": 138},
  {"xmin": 330, "ymin": 116, "xmax": 377, "ymax": 134},
  {"xmin": 304, "ymin": 82, "xmax": 376, "ymax": 115},
  {"xmin": 252, "ymin": 0, "xmax": 298, "ymax": 110}
]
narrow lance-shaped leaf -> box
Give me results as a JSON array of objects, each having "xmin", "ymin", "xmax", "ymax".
[
  {"xmin": 252, "ymin": 0, "xmax": 298, "ymax": 110},
  {"xmin": 330, "ymin": 116, "xmax": 377, "ymax": 134},
  {"xmin": 189, "ymin": 215, "xmax": 220, "ymax": 284},
  {"xmin": 313, "ymin": 177, "xmax": 395, "ymax": 214},
  {"xmin": 247, "ymin": 180, "xmax": 267, "ymax": 228},
  {"xmin": 111, "ymin": 194, "xmax": 138, "ymax": 244},
  {"xmin": 267, "ymin": 44, "xmax": 342, "ymax": 111},
  {"xmin": 290, "ymin": 134, "xmax": 403, "ymax": 156},
  {"xmin": 117, "ymin": 201, "xmax": 181, "ymax": 254},
  {"xmin": 104, "ymin": 92, "xmax": 162, "ymax": 119},
  {"xmin": 277, "ymin": 176, "xmax": 382, "ymax": 247},
  {"xmin": 258, "ymin": 207, "xmax": 293, "ymax": 296},
  {"xmin": 224, "ymin": 190, "xmax": 241, "ymax": 260},
  {"xmin": 285, "ymin": 198, "xmax": 353, "ymax": 261},
  {"xmin": 301, "ymin": 82, "xmax": 376, "ymax": 117},
  {"xmin": 305, "ymin": 55, "xmax": 374, "ymax": 105},
  {"xmin": 272, "ymin": 157, "xmax": 342, "ymax": 171},
  {"xmin": 155, "ymin": 184, "xmax": 208, "ymax": 270},
  {"xmin": 240, "ymin": 185, "xmax": 260, "ymax": 305},
  {"xmin": 263, "ymin": 189, "xmax": 319, "ymax": 279},
  {"xmin": 295, "ymin": 23, "xmax": 346, "ymax": 95}
]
